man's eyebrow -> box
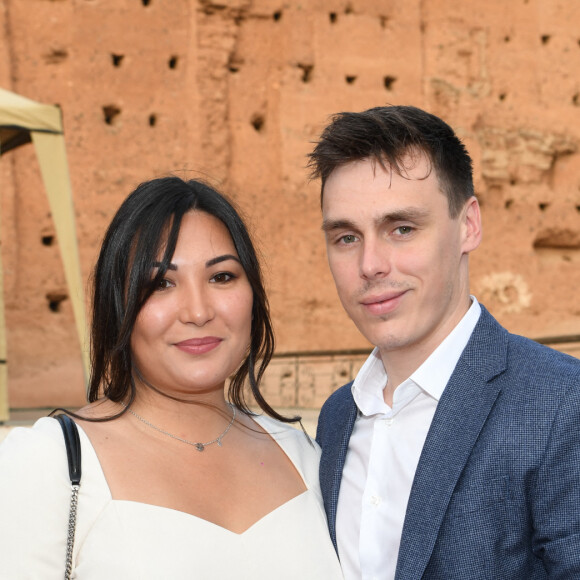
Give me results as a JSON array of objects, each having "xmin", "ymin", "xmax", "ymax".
[
  {"xmin": 322, "ymin": 208, "xmax": 430, "ymax": 233},
  {"xmin": 321, "ymin": 219, "xmax": 356, "ymax": 233},
  {"xmin": 206, "ymin": 254, "xmax": 241, "ymax": 268},
  {"xmin": 378, "ymin": 208, "xmax": 430, "ymax": 224}
]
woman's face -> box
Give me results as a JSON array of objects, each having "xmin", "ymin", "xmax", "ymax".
[{"xmin": 130, "ymin": 211, "xmax": 254, "ymax": 398}]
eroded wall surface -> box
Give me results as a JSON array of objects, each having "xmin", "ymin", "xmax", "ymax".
[{"xmin": 0, "ymin": 0, "xmax": 578, "ymax": 409}]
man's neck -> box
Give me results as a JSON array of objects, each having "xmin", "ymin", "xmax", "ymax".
[{"xmin": 380, "ymin": 298, "xmax": 475, "ymax": 406}]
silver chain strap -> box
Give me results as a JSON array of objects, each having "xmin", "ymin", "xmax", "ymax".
[{"xmin": 64, "ymin": 484, "xmax": 80, "ymax": 580}]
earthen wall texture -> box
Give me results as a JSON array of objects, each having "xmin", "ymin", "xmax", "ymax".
[{"xmin": 0, "ymin": 0, "xmax": 579, "ymax": 409}]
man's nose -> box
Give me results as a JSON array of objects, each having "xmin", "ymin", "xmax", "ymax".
[{"xmin": 359, "ymin": 239, "xmax": 391, "ymax": 280}]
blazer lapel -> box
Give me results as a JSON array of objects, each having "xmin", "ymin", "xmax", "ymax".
[
  {"xmin": 319, "ymin": 387, "xmax": 358, "ymax": 551},
  {"xmin": 395, "ymin": 308, "xmax": 508, "ymax": 579}
]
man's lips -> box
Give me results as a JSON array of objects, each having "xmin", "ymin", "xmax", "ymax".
[
  {"xmin": 174, "ymin": 337, "xmax": 222, "ymax": 354},
  {"xmin": 360, "ymin": 290, "xmax": 408, "ymax": 315}
]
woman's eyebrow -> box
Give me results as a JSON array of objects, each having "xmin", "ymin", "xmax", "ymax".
[
  {"xmin": 152, "ymin": 262, "xmax": 177, "ymax": 270},
  {"xmin": 151, "ymin": 254, "xmax": 241, "ymax": 270},
  {"xmin": 206, "ymin": 254, "xmax": 241, "ymax": 268}
]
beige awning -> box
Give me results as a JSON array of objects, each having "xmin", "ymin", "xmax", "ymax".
[{"xmin": 0, "ymin": 88, "xmax": 88, "ymax": 421}]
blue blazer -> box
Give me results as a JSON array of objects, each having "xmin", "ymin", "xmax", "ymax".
[{"xmin": 316, "ymin": 306, "xmax": 580, "ymax": 579}]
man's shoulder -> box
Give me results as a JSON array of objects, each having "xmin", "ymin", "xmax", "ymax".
[
  {"xmin": 476, "ymin": 305, "xmax": 578, "ymax": 361},
  {"xmin": 507, "ymin": 331, "xmax": 579, "ymax": 364},
  {"xmin": 317, "ymin": 382, "xmax": 355, "ymax": 427},
  {"xmin": 316, "ymin": 381, "xmax": 356, "ymax": 445},
  {"xmin": 474, "ymin": 305, "xmax": 580, "ymax": 388},
  {"xmin": 321, "ymin": 381, "xmax": 355, "ymax": 412}
]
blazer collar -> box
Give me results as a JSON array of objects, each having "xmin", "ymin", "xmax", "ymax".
[
  {"xmin": 319, "ymin": 385, "xmax": 358, "ymax": 551},
  {"xmin": 395, "ymin": 306, "xmax": 508, "ymax": 579}
]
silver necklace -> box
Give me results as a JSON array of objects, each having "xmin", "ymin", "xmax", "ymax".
[{"xmin": 123, "ymin": 403, "xmax": 236, "ymax": 452}]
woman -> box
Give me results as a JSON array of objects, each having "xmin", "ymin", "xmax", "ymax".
[{"xmin": 0, "ymin": 177, "xmax": 343, "ymax": 578}]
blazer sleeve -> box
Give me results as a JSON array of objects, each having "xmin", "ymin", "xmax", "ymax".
[
  {"xmin": 0, "ymin": 419, "xmax": 72, "ymax": 579},
  {"xmin": 532, "ymin": 378, "xmax": 580, "ymax": 578}
]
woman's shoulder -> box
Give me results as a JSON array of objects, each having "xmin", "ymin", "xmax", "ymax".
[
  {"xmin": 253, "ymin": 414, "xmax": 318, "ymax": 444},
  {"xmin": 0, "ymin": 417, "xmax": 67, "ymax": 463},
  {"xmin": 251, "ymin": 414, "xmax": 321, "ymax": 465}
]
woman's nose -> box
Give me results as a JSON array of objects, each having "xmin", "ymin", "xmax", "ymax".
[{"xmin": 178, "ymin": 285, "xmax": 215, "ymax": 326}]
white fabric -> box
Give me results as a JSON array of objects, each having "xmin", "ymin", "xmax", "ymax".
[
  {"xmin": 0, "ymin": 415, "xmax": 343, "ymax": 579},
  {"xmin": 336, "ymin": 298, "xmax": 481, "ymax": 580}
]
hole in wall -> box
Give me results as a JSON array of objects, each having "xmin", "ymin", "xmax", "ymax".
[
  {"xmin": 576, "ymin": 205, "xmax": 580, "ymax": 212},
  {"xmin": 168, "ymin": 55, "xmax": 178, "ymax": 69},
  {"xmin": 533, "ymin": 229, "xmax": 580, "ymax": 250},
  {"xmin": 273, "ymin": 10, "xmax": 282, "ymax": 21},
  {"xmin": 149, "ymin": 114, "xmax": 157, "ymax": 127},
  {"xmin": 46, "ymin": 292, "xmax": 68, "ymax": 313},
  {"xmin": 344, "ymin": 3, "xmax": 353, "ymax": 14},
  {"xmin": 384, "ymin": 75, "xmax": 396, "ymax": 90},
  {"xmin": 538, "ymin": 202, "xmax": 549, "ymax": 211},
  {"xmin": 111, "ymin": 53, "xmax": 124, "ymax": 67},
  {"xmin": 541, "ymin": 34, "xmax": 551, "ymax": 45},
  {"xmin": 379, "ymin": 15, "xmax": 389, "ymax": 29},
  {"xmin": 504, "ymin": 36, "xmax": 511, "ymax": 42},
  {"xmin": 573, "ymin": 93, "xmax": 579, "ymax": 106},
  {"xmin": 102, "ymin": 105, "xmax": 121, "ymax": 125},
  {"xmin": 251, "ymin": 114, "xmax": 264, "ymax": 132},
  {"xmin": 505, "ymin": 199, "xmax": 513, "ymax": 209},
  {"xmin": 45, "ymin": 49, "xmax": 68, "ymax": 64},
  {"xmin": 345, "ymin": 75, "xmax": 357, "ymax": 84},
  {"xmin": 510, "ymin": 178, "xmax": 517, "ymax": 186},
  {"xmin": 329, "ymin": 12, "xmax": 337, "ymax": 24},
  {"xmin": 41, "ymin": 235, "xmax": 54, "ymax": 246},
  {"xmin": 142, "ymin": 0, "xmax": 151, "ymax": 6},
  {"xmin": 298, "ymin": 63, "xmax": 313, "ymax": 83},
  {"xmin": 499, "ymin": 93, "xmax": 506, "ymax": 101}
]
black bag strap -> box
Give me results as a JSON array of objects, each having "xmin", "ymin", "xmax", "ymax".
[
  {"xmin": 55, "ymin": 414, "xmax": 82, "ymax": 485},
  {"xmin": 55, "ymin": 414, "xmax": 82, "ymax": 580}
]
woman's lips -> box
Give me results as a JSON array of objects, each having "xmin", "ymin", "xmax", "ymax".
[
  {"xmin": 174, "ymin": 337, "xmax": 222, "ymax": 355},
  {"xmin": 361, "ymin": 290, "xmax": 407, "ymax": 316}
]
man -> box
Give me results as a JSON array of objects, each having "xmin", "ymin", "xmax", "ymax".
[{"xmin": 309, "ymin": 105, "xmax": 580, "ymax": 579}]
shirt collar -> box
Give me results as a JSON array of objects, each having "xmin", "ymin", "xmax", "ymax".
[
  {"xmin": 411, "ymin": 297, "xmax": 481, "ymax": 401},
  {"xmin": 352, "ymin": 297, "xmax": 481, "ymax": 416}
]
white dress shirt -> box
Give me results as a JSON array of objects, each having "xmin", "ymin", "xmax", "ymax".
[{"xmin": 336, "ymin": 298, "xmax": 481, "ymax": 580}]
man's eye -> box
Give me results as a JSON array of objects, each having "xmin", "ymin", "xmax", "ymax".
[
  {"xmin": 211, "ymin": 272, "xmax": 234, "ymax": 283},
  {"xmin": 340, "ymin": 234, "xmax": 358, "ymax": 244},
  {"xmin": 395, "ymin": 226, "xmax": 414, "ymax": 235}
]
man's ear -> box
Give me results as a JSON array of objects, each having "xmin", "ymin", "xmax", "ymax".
[{"xmin": 460, "ymin": 196, "xmax": 482, "ymax": 254}]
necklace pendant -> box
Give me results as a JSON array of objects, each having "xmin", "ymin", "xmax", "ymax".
[
  {"xmin": 217, "ymin": 439, "xmax": 223, "ymax": 447},
  {"xmin": 195, "ymin": 443, "xmax": 205, "ymax": 452}
]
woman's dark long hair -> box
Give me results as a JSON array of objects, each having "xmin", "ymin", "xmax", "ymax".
[{"xmin": 85, "ymin": 176, "xmax": 298, "ymax": 423}]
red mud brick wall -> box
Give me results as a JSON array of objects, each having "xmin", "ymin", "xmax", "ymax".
[{"xmin": 0, "ymin": 0, "xmax": 578, "ymax": 410}]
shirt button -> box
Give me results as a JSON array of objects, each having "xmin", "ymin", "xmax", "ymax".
[
  {"xmin": 370, "ymin": 495, "xmax": 381, "ymax": 506},
  {"xmin": 383, "ymin": 417, "xmax": 393, "ymax": 427}
]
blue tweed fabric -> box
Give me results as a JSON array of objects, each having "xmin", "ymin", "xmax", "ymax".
[{"xmin": 316, "ymin": 305, "xmax": 580, "ymax": 579}]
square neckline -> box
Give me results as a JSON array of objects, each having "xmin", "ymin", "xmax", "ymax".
[{"xmin": 69, "ymin": 413, "xmax": 314, "ymax": 535}]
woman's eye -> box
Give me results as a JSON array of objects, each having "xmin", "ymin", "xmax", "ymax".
[
  {"xmin": 156, "ymin": 278, "xmax": 173, "ymax": 290},
  {"xmin": 211, "ymin": 272, "xmax": 234, "ymax": 283}
]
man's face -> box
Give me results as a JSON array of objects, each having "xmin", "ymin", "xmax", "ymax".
[{"xmin": 322, "ymin": 155, "xmax": 481, "ymax": 365}]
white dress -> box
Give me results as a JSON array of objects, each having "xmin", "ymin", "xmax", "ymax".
[{"xmin": 0, "ymin": 415, "xmax": 343, "ymax": 579}]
